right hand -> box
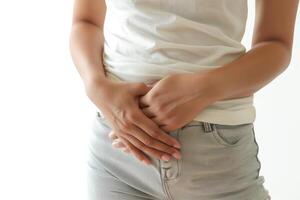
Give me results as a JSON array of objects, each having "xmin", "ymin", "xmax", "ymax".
[{"xmin": 85, "ymin": 79, "xmax": 182, "ymax": 165}]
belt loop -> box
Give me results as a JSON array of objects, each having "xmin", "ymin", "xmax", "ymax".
[{"xmin": 202, "ymin": 122, "xmax": 213, "ymax": 132}]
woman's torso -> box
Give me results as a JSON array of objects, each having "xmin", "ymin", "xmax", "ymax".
[{"xmin": 101, "ymin": 0, "xmax": 255, "ymax": 125}]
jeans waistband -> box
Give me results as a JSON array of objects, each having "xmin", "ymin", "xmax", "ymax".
[
  {"xmin": 97, "ymin": 111, "xmax": 214, "ymax": 133},
  {"xmin": 181, "ymin": 120, "xmax": 214, "ymax": 132}
]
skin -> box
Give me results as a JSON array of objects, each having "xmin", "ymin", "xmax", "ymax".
[{"xmin": 69, "ymin": 0, "xmax": 299, "ymax": 165}]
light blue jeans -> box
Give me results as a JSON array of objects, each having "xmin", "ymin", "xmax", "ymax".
[{"xmin": 86, "ymin": 111, "xmax": 271, "ymax": 200}]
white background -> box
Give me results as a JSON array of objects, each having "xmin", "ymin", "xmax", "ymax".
[{"xmin": 0, "ymin": 1, "xmax": 299, "ymax": 200}]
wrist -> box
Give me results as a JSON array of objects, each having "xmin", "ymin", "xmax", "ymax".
[
  {"xmin": 194, "ymin": 69, "xmax": 228, "ymax": 104},
  {"xmin": 206, "ymin": 67, "xmax": 255, "ymax": 102},
  {"xmin": 84, "ymin": 74, "xmax": 113, "ymax": 96}
]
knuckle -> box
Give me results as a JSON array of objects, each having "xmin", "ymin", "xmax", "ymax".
[
  {"xmin": 134, "ymin": 140, "xmax": 143, "ymax": 148},
  {"xmin": 121, "ymin": 122, "xmax": 132, "ymax": 132},
  {"xmin": 155, "ymin": 103, "xmax": 165, "ymax": 113},
  {"xmin": 148, "ymin": 93, "xmax": 157, "ymax": 101},
  {"xmin": 128, "ymin": 112, "xmax": 138, "ymax": 121},
  {"xmin": 150, "ymin": 130, "xmax": 160, "ymax": 137},
  {"xmin": 138, "ymin": 143, "xmax": 146, "ymax": 151},
  {"xmin": 144, "ymin": 139, "xmax": 153, "ymax": 146}
]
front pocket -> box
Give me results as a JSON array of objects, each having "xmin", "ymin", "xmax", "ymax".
[{"xmin": 210, "ymin": 123, "xmax": 253, "ymax": 147}]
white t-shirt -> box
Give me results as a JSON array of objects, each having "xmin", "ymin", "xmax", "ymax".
[{"xmin": 101, "ymin": 0, "xmax": 255, "ymax": 125}]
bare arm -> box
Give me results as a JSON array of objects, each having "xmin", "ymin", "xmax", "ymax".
[
  {"xmin": 126, "ymin": 0, "xmax": 299, "ymax": 132},
  {"xmin": 202, "ymin": 0, "xmax": 299, "ymax": 102},
  {"xmin": 68, "ymin": 0, "xmax": 181, "ymax": 165},
  {"xmin": 69, "ymin": 0, "xmax": 108, "ymax": 90}
]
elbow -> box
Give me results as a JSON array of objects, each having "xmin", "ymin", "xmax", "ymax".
[
  {"xmin": 276, "ymin": 39, "xmax": 293, "ymax": 68},
  {"xmin": 271, "ymin": 39, "xmax": 293, "ymax": 67},
  {"xmin": 253, "ymin": 38, "xmax": 293, "ymax": 69}
]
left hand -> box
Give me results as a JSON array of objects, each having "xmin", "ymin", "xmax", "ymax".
[{"xmin": 109, "ymin": 71, "xmax": 219, "ymax": 157}]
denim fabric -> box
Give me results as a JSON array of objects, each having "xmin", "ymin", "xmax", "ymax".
[{"xmin": 86, "ymin": 111, "xmax": 271, "ymax": 200}]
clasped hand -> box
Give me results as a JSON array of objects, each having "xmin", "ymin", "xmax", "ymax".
[{"xmin": 88, "ymin": 71, "xmax": 217, "ymax": 166}]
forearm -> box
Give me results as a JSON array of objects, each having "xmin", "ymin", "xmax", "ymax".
[
  {"xmin": 69, "ymin": 21, "xmax": 109, "ymax": 90},
  {"xmin": 205, "ymin": 40, "xmax": 292, "ymax": 102}
]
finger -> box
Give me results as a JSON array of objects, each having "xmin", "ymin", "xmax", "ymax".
[
  {"xmin": 138, "ymin": 94, "xmax": 150, "ymax": 108},
  {"xmin": 157, "ymin": 124, "xmax": 171, "ymax": 133},
  {"xmin": 144, "ymin": 115, "xmax": 168, "ymax": 129},
  {"xmin": 138, "ymin": 97, "xmax": 149, "ymax": 109},
  {"xmin": 120, "ymin": 146, "xmax": 131, "ymax": 153},
  {"xmin": 123, "ymin": 148, "xmax": 131, "ymax": 153},
  {"xmin": 124, "ymin": 123, "xmax": 181, "ymax": 157},
  {"xmin": 140, "ymin": 106, "xmax": 156, "ymax": 118},
  {"xmin": 114, "ymin": 137, "xmax": 131, "ymax": 153},
  {"xmin": 112, "ymin": 138, "xmax": 126, "ymax": 148},
  {"xmin": 121, "ymin": 133, "xmax": 175, "ymax": 161},
  {"xmin": 131, "ymin": 110, "xmax": 181, "ymax": 149},
  {"xmin": 118, "ymin": 136, "xmax": 152, "ymax": 165},
  {"xmin": 140, "ymin": 106, "xmax": 166, "ymax": 126},
  {"xmin": 108, "ymin": 130, "xmax": 118, "ymax": 140}
]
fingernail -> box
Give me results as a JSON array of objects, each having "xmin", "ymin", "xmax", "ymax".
[
  {"xmin": 142, "ymin": 159, "xmax": 150, "ymax": 165},
  {"xmin": 112, "ymin": 142, "xmax": 121, "ymax": 148},
  {"xmin": 173, "ymin": 143, "xmax": 181, "ymax": 149},
  {"xmin": 172, "ymin": 152, "xmax": 181, "ymax": 159},
  {"xmin": 161, "ymin": 154, "xmax": 171, "ymax": 161}
]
